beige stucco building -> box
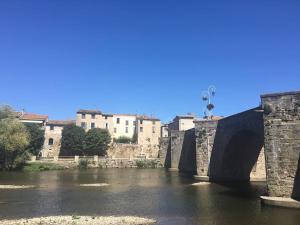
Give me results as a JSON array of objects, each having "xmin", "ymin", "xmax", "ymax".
[
  {"xmin": 76, "ymin": 109, "xmax": 161, "ymax": 147},
  {"xmin": 168, "ymin": 115, "xmax": 196, "ymax": 132}
]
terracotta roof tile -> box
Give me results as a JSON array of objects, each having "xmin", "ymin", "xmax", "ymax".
[{"xmin": 20, "ymin": 113, "xmax": 48, "ymax": 121}]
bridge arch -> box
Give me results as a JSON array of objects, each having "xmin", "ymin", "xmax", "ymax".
[{"xmin": 220, "ymin": 129, "xmax": 264, "ymax": 181}]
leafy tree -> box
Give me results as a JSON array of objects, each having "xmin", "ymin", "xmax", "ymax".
[
  {"xmin": 0, "ymin": 106, "xmax": 29, "ymax": 170},
  {"xmin": 114, "ymin": 135, "xmax": 132, "ymax": 144},
  {"xmin": 60, "ymin": 124, "xmax": 85, "ymax": 156},
  {"xmin": 24, "ymin": 123, "xmax": 45, "ymax": 156},
  {"xmin": 84, "ymin": 128, "xmax": 111, "ymax": 156}
]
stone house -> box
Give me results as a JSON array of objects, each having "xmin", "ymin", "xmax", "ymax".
[{"xmin": 42, "ymin": 120, "xmax": 75, "ymax": 157}]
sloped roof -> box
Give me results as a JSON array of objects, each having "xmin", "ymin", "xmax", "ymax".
[
  {"xmin": 47, "ymin": 120, "xmax": 75, "ymax": 126},
  {"xmin": 137, "ymin": 115, "xmax": 160, "ymax": 121},
  {"xmin": 20, "ymin": 113, "xmax": 48, "ymax": 121},
  {"xmin": 77, "ymin": 109, "xmax": 102, "ymax": 114}
]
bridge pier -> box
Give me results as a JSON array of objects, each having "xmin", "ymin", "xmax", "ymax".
[
  {"xmin": 168, "ymin": 130, "xmax": 185, "ymax": 171},
  {"xmin": 194, "ymin": 120, "xmax": 218, "ymax": 181},
  {"xmin": 261, "ymin": 91, "xmax": 300, "ymax": 208}
]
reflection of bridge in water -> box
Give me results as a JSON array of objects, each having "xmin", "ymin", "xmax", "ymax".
[{"xmin": 160, "ymin": 91, "xmax": 300, "ymax": 208}]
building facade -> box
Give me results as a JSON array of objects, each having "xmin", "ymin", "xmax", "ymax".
[
  {"xmin": 42, "ymin": 120, "xmax": 75, "ymax": 157},
  {"xmin": 76, "ymin": 109, "xmax": 161, "ymax": 146},
  {"xmin": 168, "ymin": 115, "xmax": 196, "ymax": 132}
]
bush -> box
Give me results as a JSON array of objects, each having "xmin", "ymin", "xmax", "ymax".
[
  {"xmin": 114, "ymin": 136, "xmax": 132, "ymax": 144},
  {"xmin": 23, "ymin": 162, "xmax": 64, "ymax": 172},
  {"xmin": 135, "ymin": 160, "xmax": 158, "ymax": 169},
  {"xmin": 78, "ymin": 158, "xmax": 89, "ymax": 169}
]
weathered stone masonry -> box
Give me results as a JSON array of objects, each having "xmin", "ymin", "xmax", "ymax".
[
  {"xmin": 261, "ymin": 91, "xmax": 300, "ymax": 199},
  {"xmin": 194, "ymin": 120, "xmax": 218, "ymax": 177}
]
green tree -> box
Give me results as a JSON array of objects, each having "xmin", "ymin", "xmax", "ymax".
[
  {"xmin": 60, "ymin": 124, "xmax": 85, "ymax": 156},
  {"xmin": 24, "ymin": 123, "xmax": 45, "ymax": 156},
  {"xmin": 114, "ymin": 135, "xmax": 132, "ymax": 144},
  {"xmin": 84, "ymin": 128, "xmax": 111, "ymax": 156},
  {"xmin": 0, "ymin": 106, "xmax": 29, "ymax": 170}
]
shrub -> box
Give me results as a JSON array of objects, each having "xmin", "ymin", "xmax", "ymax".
[
  {"xmin": 114, "ymin": 136, "xmax": 132, "ymax": 144},
  {"xmin": 23, "ymin": 162, "xmax": 64, "ymax": 172},
  {"xmin": 135, "ymin": 160, "xmax": 158, "ymax": 169},
  {"xmin": 78, "ymin": 158, "xmax": 89, "ymax": 169}
]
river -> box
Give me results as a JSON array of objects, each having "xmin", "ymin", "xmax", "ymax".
[{"xmin": 0, "ymin": 169, "xmax": 299, "ymax": 225}]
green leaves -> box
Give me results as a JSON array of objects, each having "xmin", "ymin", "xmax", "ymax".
[
  {"xmin": 85, "ymin": 128, "xmax": 111, "ymax": 156},
  {"xmin": 60, "ymin": 124, "xmax": 85, "ymax": 156},
  {"xmin": 60, "ymin": 126, "xmax": 111, "ymax": 156}
]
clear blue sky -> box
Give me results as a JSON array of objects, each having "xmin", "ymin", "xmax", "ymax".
[{"xmin": 1, "ymin": 0, "xmax": 299, "ymax": 123}]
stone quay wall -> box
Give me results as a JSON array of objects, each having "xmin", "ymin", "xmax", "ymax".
[
  {"xmin": 261, "ymin": 91, "xmax": 300, "ymax": 198},
  {"xmin": 107, "ymin": 143, "xmax": 159, "ymax": 159}
]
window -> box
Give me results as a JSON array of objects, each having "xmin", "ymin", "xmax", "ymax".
[
  {"xmin": 133, "ymin": 121, "xmax": 136, "ymax": 126},
  {"xmin": 152, "ymin": 126, "xmax": 155, "ymax": 133},
  {"xmin": 117, "ymin": 118, "xmax": 120, "ymax": 124},
  {"xmin": 114, "ymin": 128, "xmax": 117, "ymax": 133},
  {"xmin": 140, "ymin": 127, "xmax": 143, "ymax": 132},
  {"xmin": 48, "ymin": 138, "xmax": 54, "ymax": 145},
  {"xmin": 82, "ymin": 113, "xmax": 86, "ymax": 119},
  {"xmin": 106, "ymin": 123, "xmax": 108, "ymax": 129},
  {"xmin": 50, "ymin": 125, "xmax": 54, "ymax": 130},
  {"xmin": 126, "ymin": 120, "xmax": 129, "ymax": 126},
  {"xmin": 140, "ymin": 120, "xmax": 143, "ymax": 124},
  {"xmin": 105, "ymin": 116, "xmax": 108, "ymax": 120},
  {"xmin": 152, "ymin": 121, "xmax": 156, "ymax": 125},
  {"xmin": 91, "ymin": 114, "xmax": 95, "ymax": 119},
  {"xmin": 91, "ymin": 122, "xmax": 95, "ymax": 129},
  {"xmin": 81, "ymin": 122, "xmax": 86, "ymax": 129},
  {"xmin": 125, "ymin": 127, "xmax": 128, "ymax": 133}
]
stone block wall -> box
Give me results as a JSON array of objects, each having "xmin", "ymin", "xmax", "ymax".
[
  {"xmin": 194, "ymin": 120, "xmax": 218, "ymax": 176},
  {"xmin": 262, "ymin": 91, "xmax": 300, "ymax": 198},
  {"xmin": 170, "ymin": 130, "xmax": 185, "ymax": 169},
  {"xmin": 159, "ymin": 137, "xmax": 171, "ymax": 167},
  {"xmin": 178, "ymin": 128, "xmax": 197, "ymax": 174},
  {"xmin": 250, "ymin": 148, "xmax": 266, "ymax": 180},
  {"xmin": 107, "ymin": 143, "xmax": 159, "ymax": 159}
]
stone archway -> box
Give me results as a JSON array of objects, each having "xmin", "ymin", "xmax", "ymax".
[{"xmin": 220, "ymin": 129, "xmax": 264, "ymax": 181}]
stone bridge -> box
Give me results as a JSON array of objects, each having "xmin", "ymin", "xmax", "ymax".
[{"xmin": 160, "ymin": 91, "xmax": 300, "ymax": 206}]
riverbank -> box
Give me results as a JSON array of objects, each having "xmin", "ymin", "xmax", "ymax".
[
  {"xmin": 0, "ymin": 216, "xmax": 156, "ymax": 225},
  {"xmin": 20, "ymin": 158, "xmax": 163, "ymax": 172}
]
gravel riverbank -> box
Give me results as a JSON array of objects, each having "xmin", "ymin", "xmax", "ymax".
[{"xmin": 0, "ymin": 216, "xmax": 156, "ymax": 225}]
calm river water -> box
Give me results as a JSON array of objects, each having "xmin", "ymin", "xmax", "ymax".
[{"xmin": 0, "ymin": 169, "xmax": 300, "ymax": 225}]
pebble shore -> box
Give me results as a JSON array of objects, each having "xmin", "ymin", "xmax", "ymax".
[{"xmin": 0, "ymin": 216, "xmax": 156, "ymax": 225}]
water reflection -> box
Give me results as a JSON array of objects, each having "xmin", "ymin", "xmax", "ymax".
[{"xmin": 0, "ymin": 169, "xmax": 300, "ymax": 224}]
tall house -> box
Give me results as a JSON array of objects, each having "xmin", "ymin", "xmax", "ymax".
[
  {"xmin": 42, "ymin": 120, "xmax": 75, "ymax": 157},
  {"xmin": 112, "ymin": 114, "xmax": 137, "ymax": 139},
  {"xmin": 168, "ymin": 115, "xmax": 196, "ymax": 132},
  {"xmin": 76, "ymin": 109, "xmax": 106, "ymax": 131},
  {"xmin": 136, "ymin": 116, "xmax": 161, "ymax": 146}
]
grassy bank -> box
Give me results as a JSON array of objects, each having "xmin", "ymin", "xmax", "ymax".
[{"xmin": 23, "ymin": 162, "xmax": 65, "ymax": 172}]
